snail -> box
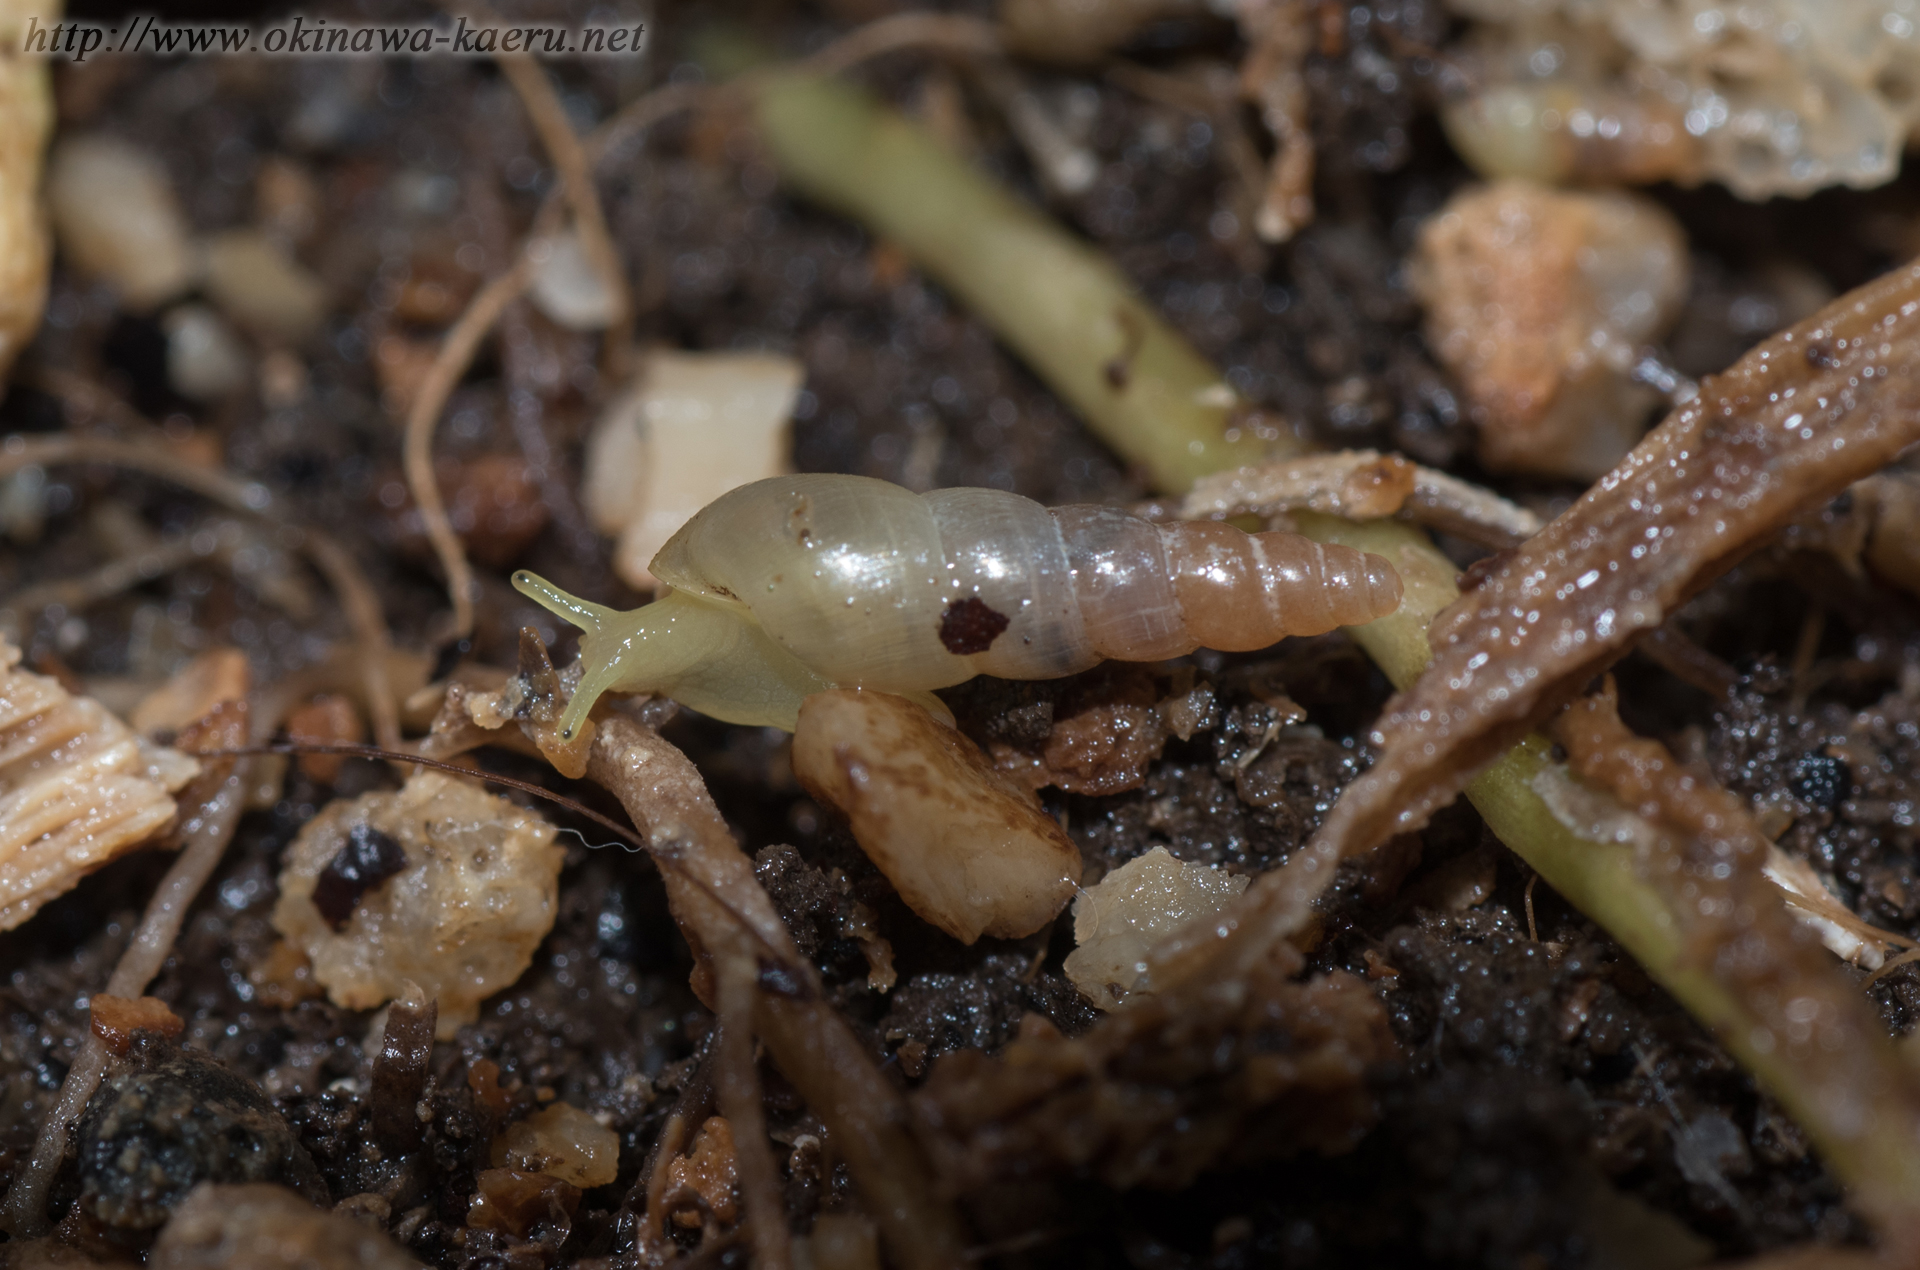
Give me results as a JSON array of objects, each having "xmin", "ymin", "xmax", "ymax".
[{"xmin": 514, "ymin": 474, "xmax": 1403, "ymax": 735}]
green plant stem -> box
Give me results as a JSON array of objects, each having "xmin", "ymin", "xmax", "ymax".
[
  {"xmin": 754, "ymin": 73, "xmax": 1290, "ymax": 493},
  {"xmin": 1295, "ymin": 512, "xmax": 1920, "ymax": 1222}
]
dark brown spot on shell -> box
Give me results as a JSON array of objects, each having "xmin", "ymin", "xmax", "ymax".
[
  {"xmin": 312, "ymin": 823, "xmax": 409, "ymax": 930},
  {"xmin": 710, "ymin": 584, "xmax": 737, "ymax": 600},
  {"xmin": 1807, "ymin": 340, "xmax": 1840, "ymax": 369},
  {"xmin": 939, "ymin": 597, "xmax": 1010, "ymax": 655}
]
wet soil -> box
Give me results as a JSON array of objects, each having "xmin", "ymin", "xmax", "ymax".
[{"xmin": 4, "ymin": 1, "xmax": 1920, "ymax": 1267}]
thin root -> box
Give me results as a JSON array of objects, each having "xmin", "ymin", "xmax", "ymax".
[
  {"xmin": 482, "ymin": 7, "xmax": 633, "ymax": 377},
  {"xmin": 714, "ymin": 954, "xmax": 794, "ymax": 1270},
  {"xmin": 1863, "ymin": 947, "xmax": 1920, "ymax": 990},
  {"xmin": 0, "ymin": 432, "xmax": 403, "ymax": 750},
  {"xmin": 399, "ymin": 249, "xmax": 540, "ymax": 645}
]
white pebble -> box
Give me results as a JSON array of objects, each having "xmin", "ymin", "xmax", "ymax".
[
  {"xmin": 163, "ymin": 304, "xmax": 249, "ymax": 401},
  {"xmin": 46, "ymin": 134, "xmax": 194, "ymax": 309},
  {"xmin": 201, "ymin": 229, "xmax": 329, "ymax": 344},
  {"xmin": 1064, "ymin": 846, "xmax": 1249, "ymax": 1010},
  {"xmin": 529, "ymin": 229, "xmax": 619, "ymax": 331}
]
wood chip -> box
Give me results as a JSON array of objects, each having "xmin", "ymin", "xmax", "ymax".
[
  {"xmin": 89, "ymin": 994, "xmax": 183, "ymax": 1056},
  {"xmin": 0, "ymin": 637, "xmax": 198, "ymax": 931}
]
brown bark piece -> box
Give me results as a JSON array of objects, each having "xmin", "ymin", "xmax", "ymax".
[{"xmin": 88, "ymin": 995, "xmax": 182, "ymax": 1056}]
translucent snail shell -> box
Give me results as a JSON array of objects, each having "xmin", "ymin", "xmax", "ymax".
[{"xmin": 515, "ymin": 474, "xmax": 1403, "ymax": 735}]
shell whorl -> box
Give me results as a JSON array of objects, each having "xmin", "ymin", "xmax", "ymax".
[{"xmin": 652, "ymin": 475, "xmax": 1401, "ymax": 692}]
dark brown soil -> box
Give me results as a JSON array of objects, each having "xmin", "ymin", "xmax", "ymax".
[{"xmin": 4, "ymin": 2, "xmax": 1920, "ymax": 1267}]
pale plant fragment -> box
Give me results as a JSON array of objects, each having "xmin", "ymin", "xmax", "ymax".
[
  {"xmin": 1761, "ymin": 847, "xmax": 1910, "ymax": 971},
  {"xmin": 792, "ymin": 689, "xmax": 1082, "ymax": 943},
  {"xmin": 0, "ymin": 0, "xmax": 56, "ymax": 378},
  {"xmin": 1238, "ymin": 0, "xmax": 1315, "ymax": 243},
  {"xmin": 582, "ymin": 349, "xmax": 803, "ymax": 592},
  {"xmin": 0, "ymin": 637, "xmax": 198, "ymax": 933}
]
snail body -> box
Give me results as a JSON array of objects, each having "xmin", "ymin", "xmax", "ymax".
[{"xmin": 515, "ymin": 474, "xmax": 1402, "ymax": 734}]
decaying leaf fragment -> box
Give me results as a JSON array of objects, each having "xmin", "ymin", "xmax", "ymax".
[
  {"xmin": 0, "ymin": 638, "xmax": 198, "ymax": 931},
  {"xmin": 1314, "ymin": 257, "xmax": 1920, "ymax": 869}
]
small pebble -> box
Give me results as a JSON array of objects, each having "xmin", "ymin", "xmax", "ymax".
[
  {"xmin": 163, "ymin": 303, "xmax": 250, "ymax": 401},
  {"xmin": 152, "ymin": 1182, "xmax": 417, "ymax": 1269},
  {"xmin": 1063, "ymin": 846, "xmax": 1248, "ymax": 1010},
  {"xmin": 270, "ymin": 769, "xmax": 564, "ymax": 1037},
  {"xmin": 529, "ymin": 229, "xmax": 618, "ymax": 331},
  {"xmin": 47, "ymin": 133, "xmax": 195, "ymax": 309},
  {"xmin": 201, "ymin": 229, "xmax": 329, "ymax": 344},
  {"xmin": 498, "ymin": 1102, "xmax": 621, "ymax": 1188}
]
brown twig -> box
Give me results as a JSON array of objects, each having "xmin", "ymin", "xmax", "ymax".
[
  {"xmin": 581, "ymin": 714, "xmax": 970, "ymax": 1269},
  {"xmin": 713, "ymin": 954, "xmax": 794, "ymax": 1270},
  {"xmin": 0, "ymin": 433, "xmax": 402, "ymax": 750}
]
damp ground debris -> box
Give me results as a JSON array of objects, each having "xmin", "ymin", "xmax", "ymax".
[{"xmin": 3, "ymin": 2, "xmax": 1920, "ymax": 1268}]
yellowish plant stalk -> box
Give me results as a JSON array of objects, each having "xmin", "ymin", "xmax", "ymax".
[
  {"xmin": 754, "ymin": 73, "xmax": 1290, "ymax": 493},
  {"xmin": 1297, "ymin": 511, "xmax": 1920, "ymax": 1230}
]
